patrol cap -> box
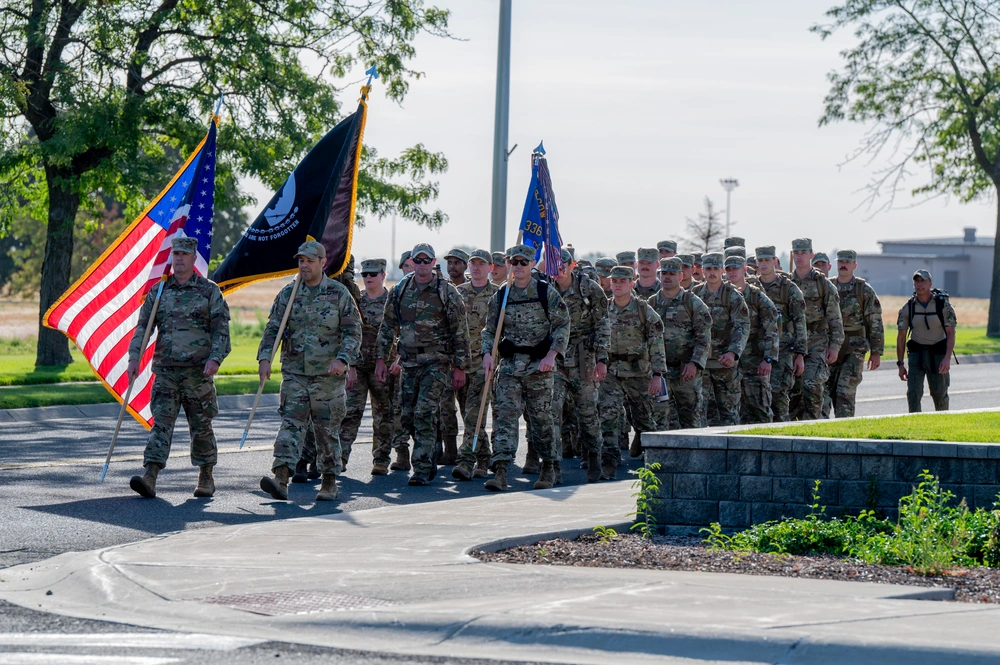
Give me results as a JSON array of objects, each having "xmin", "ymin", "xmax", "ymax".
[
  {"xmin": 398, "ymin": 250, "xmax": 411, "ymax": 268},
  {"xmin": 913, "ymin": 269, "xmax": 932, "ymax": 281},
  {"xmin": 677, "ymin": 253, "xmax": 694, "ymax": 268},
  {"xmin": 560, "ymin": 247, "xmax": 574, "ymax": 264},
  {"xmin": 724, "ymin": 255, "xmax": 747, "ymax": 269},
  {"xmin": 171, "ymin": 236, "xmax": 198, "ymax": 254},
  {"xmin": 836, "ymin": 249, "xmax": 858, "ymax": 262},
  {"xmin": 595, "ymin": 257, "xmax": 617, "ymax": 277},
  {"xmin": 616, "ymin": 250, "xmax": 637, "ymax": 265},
  {"xmin": 657, "ymin": 240, "xmax": 678, "ymax": 253},
  {"xmin": 658, "ymin": 257, "xmax": 682, "ymax": 273},
  {"xmin": 491, "ymin": 251, "xmax": 506, "ymax": 266},
  {"xmin": 443, "ymin": 247, "xmax": 469, "ymax": 263},
  {"xmin": 295, "ymin": 239, "xmax": 326, "ymax": 259},
  {"xmin": 693, "ymin": 252, "xmax": 703, "ymax": 266},
  {"xmin": 812, "ymin": 252, "xmax": 830, "ymax": 265},
  {"xmin": 411, "ymin": 242, "xmax": 435, "ymax": 259},
  {"xmin": 610, "ymin": 265, "xmax": 635, "ymax": 280},
  {"xmin": 791, "ymin": 238, "xmax": 813, "ymax": 252},
  {"xmin": 577, "ymin": 259, "xmax": 593, "ymax": 269},
  {"xmin": 506, "ymin": 244, "xmax": 536, "ymax": 260},
  {"xmin": 581, "ymin": 266, "xmax": 597, "ymax": 280},
  {"xmin": 701, "ymin": 252, "xmax": 724, "ymax": 269},
  {"xmin": 637, "ymin": 247, "xmax": 659, "ymax": 263},
  {"xmin": 724, "ymin": 246, "xmax": 746, "ymax": 258},
  {"xmin": 755, "ymin": 245, "xmax": 776, "ymax": 260},
  {"xmin": 565, "ymin": 245, "xmax": 576, "ymax": 259},
  {"xmin": 358, "ymin": 258, "xmax": 384, "ymax": 273},
  {"xmin": 469, "ymin": 248, "xmax": 492, "ymax": 264},
  {"xmin": 724, "ymin": 236, "xmax": 746, "ymax": 249},
  {"xmin": 747, "ymin": 256, "xmax": 758, "ymax": 267}
]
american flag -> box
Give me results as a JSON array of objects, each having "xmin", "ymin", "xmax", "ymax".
[{"xmin": 44, "ymin": 119, "xmax": 218, "ymax": 428}]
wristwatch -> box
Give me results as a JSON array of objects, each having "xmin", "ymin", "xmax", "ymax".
[
  {"xmin": 763, "ymin": 356, "xmax": 772, "ymax": 364},
  {"xmin": 896, "ymin": 360, "xmax": 905, "ymax": 366}
]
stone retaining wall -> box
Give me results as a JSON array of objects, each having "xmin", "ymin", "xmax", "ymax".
[{"xmin": 642, "ymin": 431, "xmax": 1000, "ymax": 534}]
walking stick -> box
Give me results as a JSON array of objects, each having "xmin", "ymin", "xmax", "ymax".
[
  {"xmin": 239, "ymin": 274, "xmax": 301, "ymax": 449},
  {"xmin": 100, "ymin": 279, "xmax": 166, "ymax": 481}
]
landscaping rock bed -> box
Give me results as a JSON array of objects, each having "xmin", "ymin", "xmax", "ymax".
[{"xmin": 473, "ymin": 533, "xmax": 1000, "ymax": 604}]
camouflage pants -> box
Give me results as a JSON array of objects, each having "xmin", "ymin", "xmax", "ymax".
[
  {"xmin": 400, "ymin": 362, "xmax": 451, "ymax": 477},
  {"xmin": 144, "ymin": 366, "xmax": 219, "ymax": 469},
  {"xmin": 769, "ymin": 351, "xmax": 796, "ymax": 422},
  {"xmin": 792, "ymin": 348, "xmax": 830, "ymax": 421},
  {"xmin": 439, "ymin": 387, "xmax": 459, "ymax": 439},
  {"xmin": 829, "ymin": 350, "xmax": 865, "ymax": 418},
  {"xmin": 340, "ymin": 366, "xmax": 394, "ymax": 466},
  {"xmin": 391, "ymin": 369, "xmax": 410, "ymax": 450},
  {"xmin": 740, "ymin": 366, "xmax": 773, "ymax": 424},
  {"xmin": 552, "ymin": 364, "xmax": 602, "ymax": 459},
  {"xmin": 599, "ymin": 374, "xmax": 655, "ymax": 464},
  {"xmin": 821, "ymin": 382, "xmax": 833, "ymax": 419},
  {"xmin": 668, "ymin": 368, "xmax": 704, "ymax": 430},
  {"xmin": 703, "ymin": 366, "xmax": 742, "ymax": 426},
  {"xmin": 456, "ymin": 369, "xmax": 493, "ymax": 467},
  {"xmin": 492, "ymin": 370, "xmax": 555, "ymax": 465},
  {"xmin": 273, "ymin": 372, "xmax": 346, "ymax": 476},
  {"xmin": 561, "ymin": 386, "xmax": 580, "ymax": 456}
]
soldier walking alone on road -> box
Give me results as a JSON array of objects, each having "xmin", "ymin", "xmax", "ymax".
[
  {"xmin": 258, "ymin": 241, "xmax": 362, "ymax": 502},
  {"xmin": 896, "ymin": 269, "xmax": 956, "ymax": 412},
  {"xmin": 128, "ymin": 236, "xmax": 231, "ymax": 499},
  {"xmin": 830, "ymin": 250, "xmax": 884, "ymax": 418}
]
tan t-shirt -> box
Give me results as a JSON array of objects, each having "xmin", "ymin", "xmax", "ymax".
[{"xmin": 897, "ymin": 297, "xmax": 957, "ymax": 346}]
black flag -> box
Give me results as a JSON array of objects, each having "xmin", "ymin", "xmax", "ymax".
[{"xmin": 213, "ymin": 98, "xmax": 367, "ymax": 292}]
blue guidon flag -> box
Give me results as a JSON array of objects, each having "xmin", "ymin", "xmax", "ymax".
[{"xmin": 517, "ymin": 143, "xmax": 563, "ymax": 277}]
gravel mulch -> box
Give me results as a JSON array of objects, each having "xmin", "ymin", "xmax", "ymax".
[{"xmin": 472, "ymin": 533, "xmax": 1000, "ymax": 604}]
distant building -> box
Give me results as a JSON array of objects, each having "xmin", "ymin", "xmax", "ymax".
[{"xmin": 856, "ymin": 227, "xmax": 993, "ymax": 298}]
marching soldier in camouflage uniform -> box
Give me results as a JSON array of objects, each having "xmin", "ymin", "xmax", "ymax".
[
  {"xmin": 678, "ymin": 254, "xmax": 695, "ymax": 290},
  {"xmin": 831, "ymin": 249, "xmax": 884, "ymax": 417},
  {"xmin": 634, "ymin": 247, "xmax": 661, "ymax": 300},
  {"xmin": 725, "ymin": 254, "xmax": 780, "ymax": 424},
  {"xmin": 812, "ymin": 252, "xmax": 836, "ymax": 419},
  {"xmin": 437, "ymin": 248, "xmax": 470, "ymax": 465},
  {"xmin": 452, "ymin": 249, "xmax": 500, "ymax": 481},
  {"xmin": 338, "ymin": 258, "xmax": 395, "ymax": 475},
  {"xmin": 724, "ymin": 236, "xmax": 746, "ymax": 250},
  {"xmin": 376, "ymin": 243, "xmax": 469, "ymax": 485},
  {"xmin": 490, "ymin": 251, "xmax": 508, "ymax": 286},
  {"xmin": 482, "ymin": 244, "xmax": 570, "ymax": 491},
  {"xmin": 657, "ymin": 240, "xmax": 678, "ymax": 260},
  {"xmin": 595, "ymin": 257, "xmax": 616, "ymax": 297},
  {"xmin": 693, "ymin": 253, "xmax": 750, "ymax": 426},
  {"xmin": 385, "ymin": 252, "xmax": 414, "ymax": 471},
  {"xmin": 647, "ymin": 257, "xmax": 711, "ymax": 431},
  {"xmin": 616, "ymin": 250, "xmax": 637, "ymax": 272},
  {"xmin": 128, "ymin": 236, "xmax": 231, "ymax": 499},
  {"xmin": 692, "ymin": 253, "xmax": 704, "ymax": 283},
  {"xmin": 601, "ymin": 266, "xmax": 666, "ymax": 473},
  {"xmin": 550, "ymin": 247, "xmax": 610, "ymax": 484},
  {"xmin": 789, "ymin": 238, "xmax": 845, "ymax": 421},
  {"xmin": 752, "ymin": 246, "xmax": 807, "ymax": 422},
  {"xmin": 258, "ymin": 240, "xmax": 362, "ymax": 502}
]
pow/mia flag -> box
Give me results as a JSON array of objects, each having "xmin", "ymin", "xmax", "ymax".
[{"xmin": 213, "ymin": 99, "xmax": 367, "ymax": 293}]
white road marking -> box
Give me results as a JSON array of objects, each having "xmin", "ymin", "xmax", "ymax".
[
  {"xmin": 857, "ymin": 386, "xmax": 1000, "ymax": 403},
  {"xmin": 0, "ymin": 655, "xmax": 179, "ymax": 665},
  {"xmin": 0, "ymin": 633, "xmax": 263, "ymax": 651}
]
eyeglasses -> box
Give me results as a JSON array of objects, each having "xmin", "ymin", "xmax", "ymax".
[
  {"xmin": 509, "ymin": 258, "xmax": 530, "ymax": 267},
  {"xmin": 412, "ymin": 257, "xmax": 433, "ymax": 265},
  {"xmin": 361, "ymin": 272, "xmax": 381, "ymax": 278}
]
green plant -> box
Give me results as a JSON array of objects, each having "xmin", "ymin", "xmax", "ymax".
[
  {"xmin": 536, "ymin": 547, "xmax": 550, "ymax": 558},
  {"xmin": 629, "ymin": 462, "xmax": 663, "ymax": 539},
  {"xmin": 592, "ymin": 525, "xmax": 619, "ymax": 544}
]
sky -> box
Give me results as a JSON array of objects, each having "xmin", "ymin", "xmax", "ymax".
[{"xmin": 244, "ymin": 0, "xmax": 996, "ymax": 266}]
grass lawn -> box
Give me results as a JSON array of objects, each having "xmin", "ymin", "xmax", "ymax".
[
  {"xmin": 741, "ymin": 412, "xmax": 1000, "ymax": 443},
  {"xmin": 953, "ymin": 327, "xmax": 1000, "ymax": 356}
]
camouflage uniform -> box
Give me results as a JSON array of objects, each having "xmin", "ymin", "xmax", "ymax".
[
  {"xmin": 129, "ymin": 273, "xmax": 231, "ymax": 469},
  {"xmin": 734, "ymin": 278, "xmax": 780, "ymax": 424},
  {"xmin": 455, "ymin": 277, "xmax": 499, "ymax": 469},
  {"xmin": 376, "ymin": 259, "xmax": 470, "ymax": 482},
  {"xmin": 258, "ymin": 274, "xmax": 362, "ymax": 476},
  {"xmin": 693, "ymin": 258, "xmax": 750, "ymax": 426},
  {"xmin": 646, "ymin": 264, "xmax": 711, "ymax": 431},
  {"xmin": 831, "ymin": 268, "xmax": 884, "ymax": 418}
]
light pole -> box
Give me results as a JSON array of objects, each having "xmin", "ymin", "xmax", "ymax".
[
  {"xmin": 489, "ymin": 0, "xmax": 513, "ymax": 252},
  {"xmin": 720, "ymin": 178, "xmax": 739, "ymax": 238}
]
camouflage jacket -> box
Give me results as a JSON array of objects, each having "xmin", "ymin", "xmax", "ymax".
[
  {"xmin": 357, "ymin": 289, "xmax": 390, "ymax": 369},
  {"xmin": 482, "ymin": 276, "xmax": 570, "ymax": 377},
  {"xmin": 457, "ymin": 280, "xmax": 499, "ymax": 373},
  {"xmin": 647, "ymin": 288, "xmax": 712, "ymax": 372},
  {"xmin": 129, "ymin": 274, "xmax": 231, "ymax": 371},
  {"xmin": 257, "ymin": 276, "xmax": 362, "ymax": 376},
  {"xmin": 606, "ymin": 296, "xmax": 667, "ymax": 378},
  {"xmin": 376, "ymin": 274, "xmax": 470, "ymax": 370},
  {"xmin": 633, "ymin": 279, "xmax": 660, "ymax": 301},
  {"xmin": 837, "ymin": 277, "xmax": 884, "ymax": 356},
  {"xmin": 692, "ymin": 282, "xmax": 750, "ymax": 366},
  {"xmin": 737, "ymin": 283, "xmax": 780, "ymax": 369},
  {"xmin": 753, "ymin": 274, "xmax": 808, "ymax": 356},
  {"xmin": 791, "ymin": 269, "xmax": 845, "ymax": 353},
  {"xmin": 555, "ymin": 273, "xmax": 611, "ymax": 367}
]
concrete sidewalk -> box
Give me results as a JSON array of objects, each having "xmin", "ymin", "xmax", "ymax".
[{"xmin": 1, "ymin": 482, "xmax": 998, "ymax": 664}]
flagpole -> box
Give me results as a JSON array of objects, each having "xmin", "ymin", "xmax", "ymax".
[
  {"xmin": 100, "ymin": 279, "xmax": 165, "ymax": 481},
  {"xmin": 239, "ymin": 273, "xmax": 301, "ymax": 449}
]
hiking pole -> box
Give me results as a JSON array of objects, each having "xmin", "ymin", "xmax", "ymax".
[
  {"xmin": 101, "ymin": 279, "xmax": 165, "ymax": 482},
  {"xmin": 239, "ymin": 274, "xmax": 300, "ymax": 449}
]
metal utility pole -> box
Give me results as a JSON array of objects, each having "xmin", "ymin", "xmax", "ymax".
[
  {"xmin": 489, "ymin": 0, "xmax": 512, "ymax": 252},
  {"xmin": 720, "ymin": 178, "xmax": 739, "ymax": 237}
]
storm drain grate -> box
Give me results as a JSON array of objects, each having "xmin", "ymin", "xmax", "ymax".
[{"xmin": 198, "ymin": 590, "xmax": 395, "ymax": 616}]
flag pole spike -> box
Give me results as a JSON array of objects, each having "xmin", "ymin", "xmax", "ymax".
[{"xmin": 533, "ymin": 141, "xmax": 545, "ymax": 155}]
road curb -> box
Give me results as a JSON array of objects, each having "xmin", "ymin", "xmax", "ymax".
[{"xmin": 0, "ymin": 393, "xmax": 279, "ymax": 423}]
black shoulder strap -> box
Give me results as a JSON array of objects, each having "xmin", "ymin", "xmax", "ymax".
[
  {"xmin": 538, "ymin": 279, "xmax": 549, "ymax": 319},
  {"xmin": 935, "ymin": 291, "xmax": 947, "ymax": 328},
  {"xmin": 393, "ymin": 273, "xmax": 413, "ymax": 323}
]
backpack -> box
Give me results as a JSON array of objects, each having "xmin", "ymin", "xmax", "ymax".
[
  {"xmin": 393, "ymin": 273, "xmax": 450, "ymax": 324},
  {"xmin": 906, "ymin": 288, "xmax": 950, "ymax": 332},
  {"xmin": 492, "ymin": 277, "xmax": 550, "ymax": 329}
]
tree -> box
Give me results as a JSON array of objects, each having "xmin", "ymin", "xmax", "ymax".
[
  {"xmin": 684, "ymin": 197, "xmax": 726, "ymax": 253},
  {"xmin": 0, "ymin": 0, "xmax": 451, "ymax": 365},
  {"xmin": 814, "ymin": 0, "xmax": 1000, "ymax": 335}
]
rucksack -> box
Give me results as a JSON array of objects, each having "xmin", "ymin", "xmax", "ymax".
[
  {"xmin": 493, "ymin": 277, "xmax": 550, "ymax": 329},
  {"xmin": 393, "ymin": 273, "xmax": 450, "ymax": 324},
  {"xmin": 906, "ymin": 288, "xmax": 950, "ymax": 332}
]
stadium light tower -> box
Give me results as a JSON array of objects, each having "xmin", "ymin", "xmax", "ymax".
[{"xmin": 720, "ymin": 178, "xmax": 739, "ymax": 237}]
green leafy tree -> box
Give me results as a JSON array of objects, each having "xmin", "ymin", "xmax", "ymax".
[
  {"xmin": 814, "ymin": 0, "xmax": 1000, "ymax": 335},
  {"xmin": 0, "ymin": 0, "xmax": 451, "ymax": 366}
]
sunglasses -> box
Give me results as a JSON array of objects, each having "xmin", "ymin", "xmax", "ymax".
[
  {"xmin": 412, "ymin": 257, "xmax": 433, "ymax": 265},
  {"xmin": 509, "ymin": 258, "xmax": 530, "ymax": 267},
  {"xmin": 361, "ymin": 272, "xmax": 381, "ymax": 278}
]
